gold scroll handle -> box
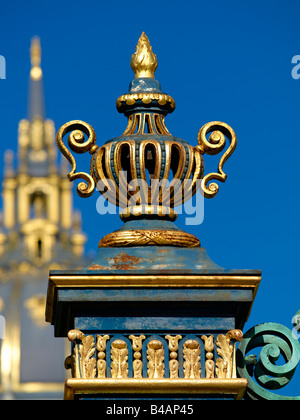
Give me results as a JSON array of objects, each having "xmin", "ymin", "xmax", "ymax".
[
  {"xmin": 56, "ymin": 120, "xmax": 99, "ymax": 198},
  {"xmin": 196, "ymin": 121, "xmax": 237, "ymax": 198}
]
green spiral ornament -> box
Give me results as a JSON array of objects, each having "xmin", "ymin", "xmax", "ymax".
[{"xmin": 237, "ymin": 321, "xmax": 300, "ymax": 400}]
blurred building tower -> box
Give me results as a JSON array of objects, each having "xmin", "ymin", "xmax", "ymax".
[{"xmin": 0, "ymin": 37, "xmax": 89, "ymax": 399}]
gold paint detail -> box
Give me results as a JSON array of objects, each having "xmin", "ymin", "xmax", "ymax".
[
  {"xmin": 165, "ymin": 335, "xmax": 182, "ymax": 379},
  {"xmin": 197, "ymin": 122, "xmax": 237, "ymax": 198},
  {"xmin": 131, "ymin": 32, "xmax": 158, "ymax": 79},
  {"xmin": 65, "ymin": 329, "xmax": 244, "ymax": 389},
  {"xmin": 55, "ymin": 120, "xmax": 237, "ymax": 212},
  {"xmin": 129, "ymin": 335, "xmax": 146, "ymax": 379},
  {"xmin": 64, "ymin": 378, "xmax": 248, "ymax": 400},
  {"xmin": 24, "ymin": 294, "xmax": 47, "ymax": 329},
  {"xmin": 121, "ymin": 113, "xmax": 173, "ymax": 136},
  {"xmin": 54, "ymin": 35, "xmax": 238, "ymax": 249},
  {"xmin": 183, "ymin": 340, "xmax": 201, "ymax": 379},
  {"xmin": 55, "ymin": 120, "xmax": 236, "ymax": 228},
  {"xmin": 91, "ymin": 138, "xmax": 204, "ymax": 230},
  {"xmin": 99, "ymin": 229, "xmax": 200, "ymax": 248},
  {"xmin": 216, "ymin": 330, "xmax": 243, "ymax": 379},
  {"xmin": 96, "ymin": 335, "xmax": 110, "ymax": 379},
  {"xmin": 111, "ymin": 340, "xmax": 129, "ymax": 379},
  {"xmin": 56, "ymin": 120, "xmax": 98, "ymax": 198},
  {"xmin": 116, "ymin": 94, "xmax": 175, "ymax": 112},
  {"xmin": 67, "ymin": 330, "xmax": 96, "ymax": 379},
  {"xmin": 147, "ymin": 340, "xmax": 165, "ymax": 379},
  {"xmin": 201, "ymin": 335, "xmax": 215, "ymax": 379}
]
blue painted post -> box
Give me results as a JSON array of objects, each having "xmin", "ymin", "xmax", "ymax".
[{"xmin": 46, "ymin": 33, "xmax": 262, "ymax": 401}]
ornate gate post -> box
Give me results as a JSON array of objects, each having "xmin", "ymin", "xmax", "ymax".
[{"xmin": 46, "ymin": 33, "xmax": 263, "ymax": 400}]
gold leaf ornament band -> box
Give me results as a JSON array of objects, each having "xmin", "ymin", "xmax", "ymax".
[{"xmin": 56, "ymin": 120, "xmax": 99, "ymax": 198}]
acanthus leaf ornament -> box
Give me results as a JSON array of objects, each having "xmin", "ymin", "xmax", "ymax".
[
  {"xmin": 67, "ymin": 329, "xmax": 96, "ymax": 379},
  {"xmin": 183, "ymin": 340, "xmax": 201, "ymax": 379},
  {"xmin": 147, "ymin": 340, "xmax": 165, "ymax": 379},
  {"xmin": 111, "ymin": 340, "xmax": 129, "ymax": 379},
  {"xmin": 216, "ymin": 329, "xmax": 243, "ymax": 379},
  {"xmin": 64, "ymin": 329, "xmax": 246, "ymax": 400}
]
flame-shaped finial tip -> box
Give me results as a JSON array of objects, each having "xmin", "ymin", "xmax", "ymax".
[
  {"xmin": 131, "ymin": 32, "xmax": 158, "ymax": 79},
  {"xmin": 30, "ymin": 37, "xmax": 43, "ymax": 81}
]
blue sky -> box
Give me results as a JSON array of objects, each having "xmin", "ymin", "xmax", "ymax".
[{"xmin": 0, "ymin": 0, "xmax": 300, "ymax": 396}]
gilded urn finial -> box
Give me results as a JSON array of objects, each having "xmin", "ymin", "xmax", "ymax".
[
  {"xmin": 56, "ymin": 34, "xmax": 237, "ymax": 248},
  {"xmin": 131, "ymin": 32, "xmax": 158, "ymax": 79}
]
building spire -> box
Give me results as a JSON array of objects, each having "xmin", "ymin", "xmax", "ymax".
[
  {"xmin": 30, "ymin": 37, "xmax": 42, "ymax": 81},
  {"xmin": 28, "ymin": 37, "xmax": 45, "ymax": 121},
  {"xmin": 17, "ymin": 37, "xmax": 58, "ymax": 176}
]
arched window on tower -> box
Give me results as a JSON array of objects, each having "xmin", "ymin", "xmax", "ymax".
[{"xmin": 30, "ymin": 193, "xmax": 47, "ymax": 219}]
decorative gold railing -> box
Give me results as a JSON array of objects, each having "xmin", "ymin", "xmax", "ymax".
[{"xmin": 65, "ymin": 329, "xmax": 243, "ymax": 381}]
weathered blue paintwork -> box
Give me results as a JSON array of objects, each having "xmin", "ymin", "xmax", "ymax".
[
  {"xmin": 74, "ymin": 316, "xmax": 236, "ymax": 332},
  {"xmin": 47, "ymin": 217, "xmax": 261, "ymax": 401},
  {"xmin": 52, "ymin": 248, "xmax": 260, "ymax": 277}
]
